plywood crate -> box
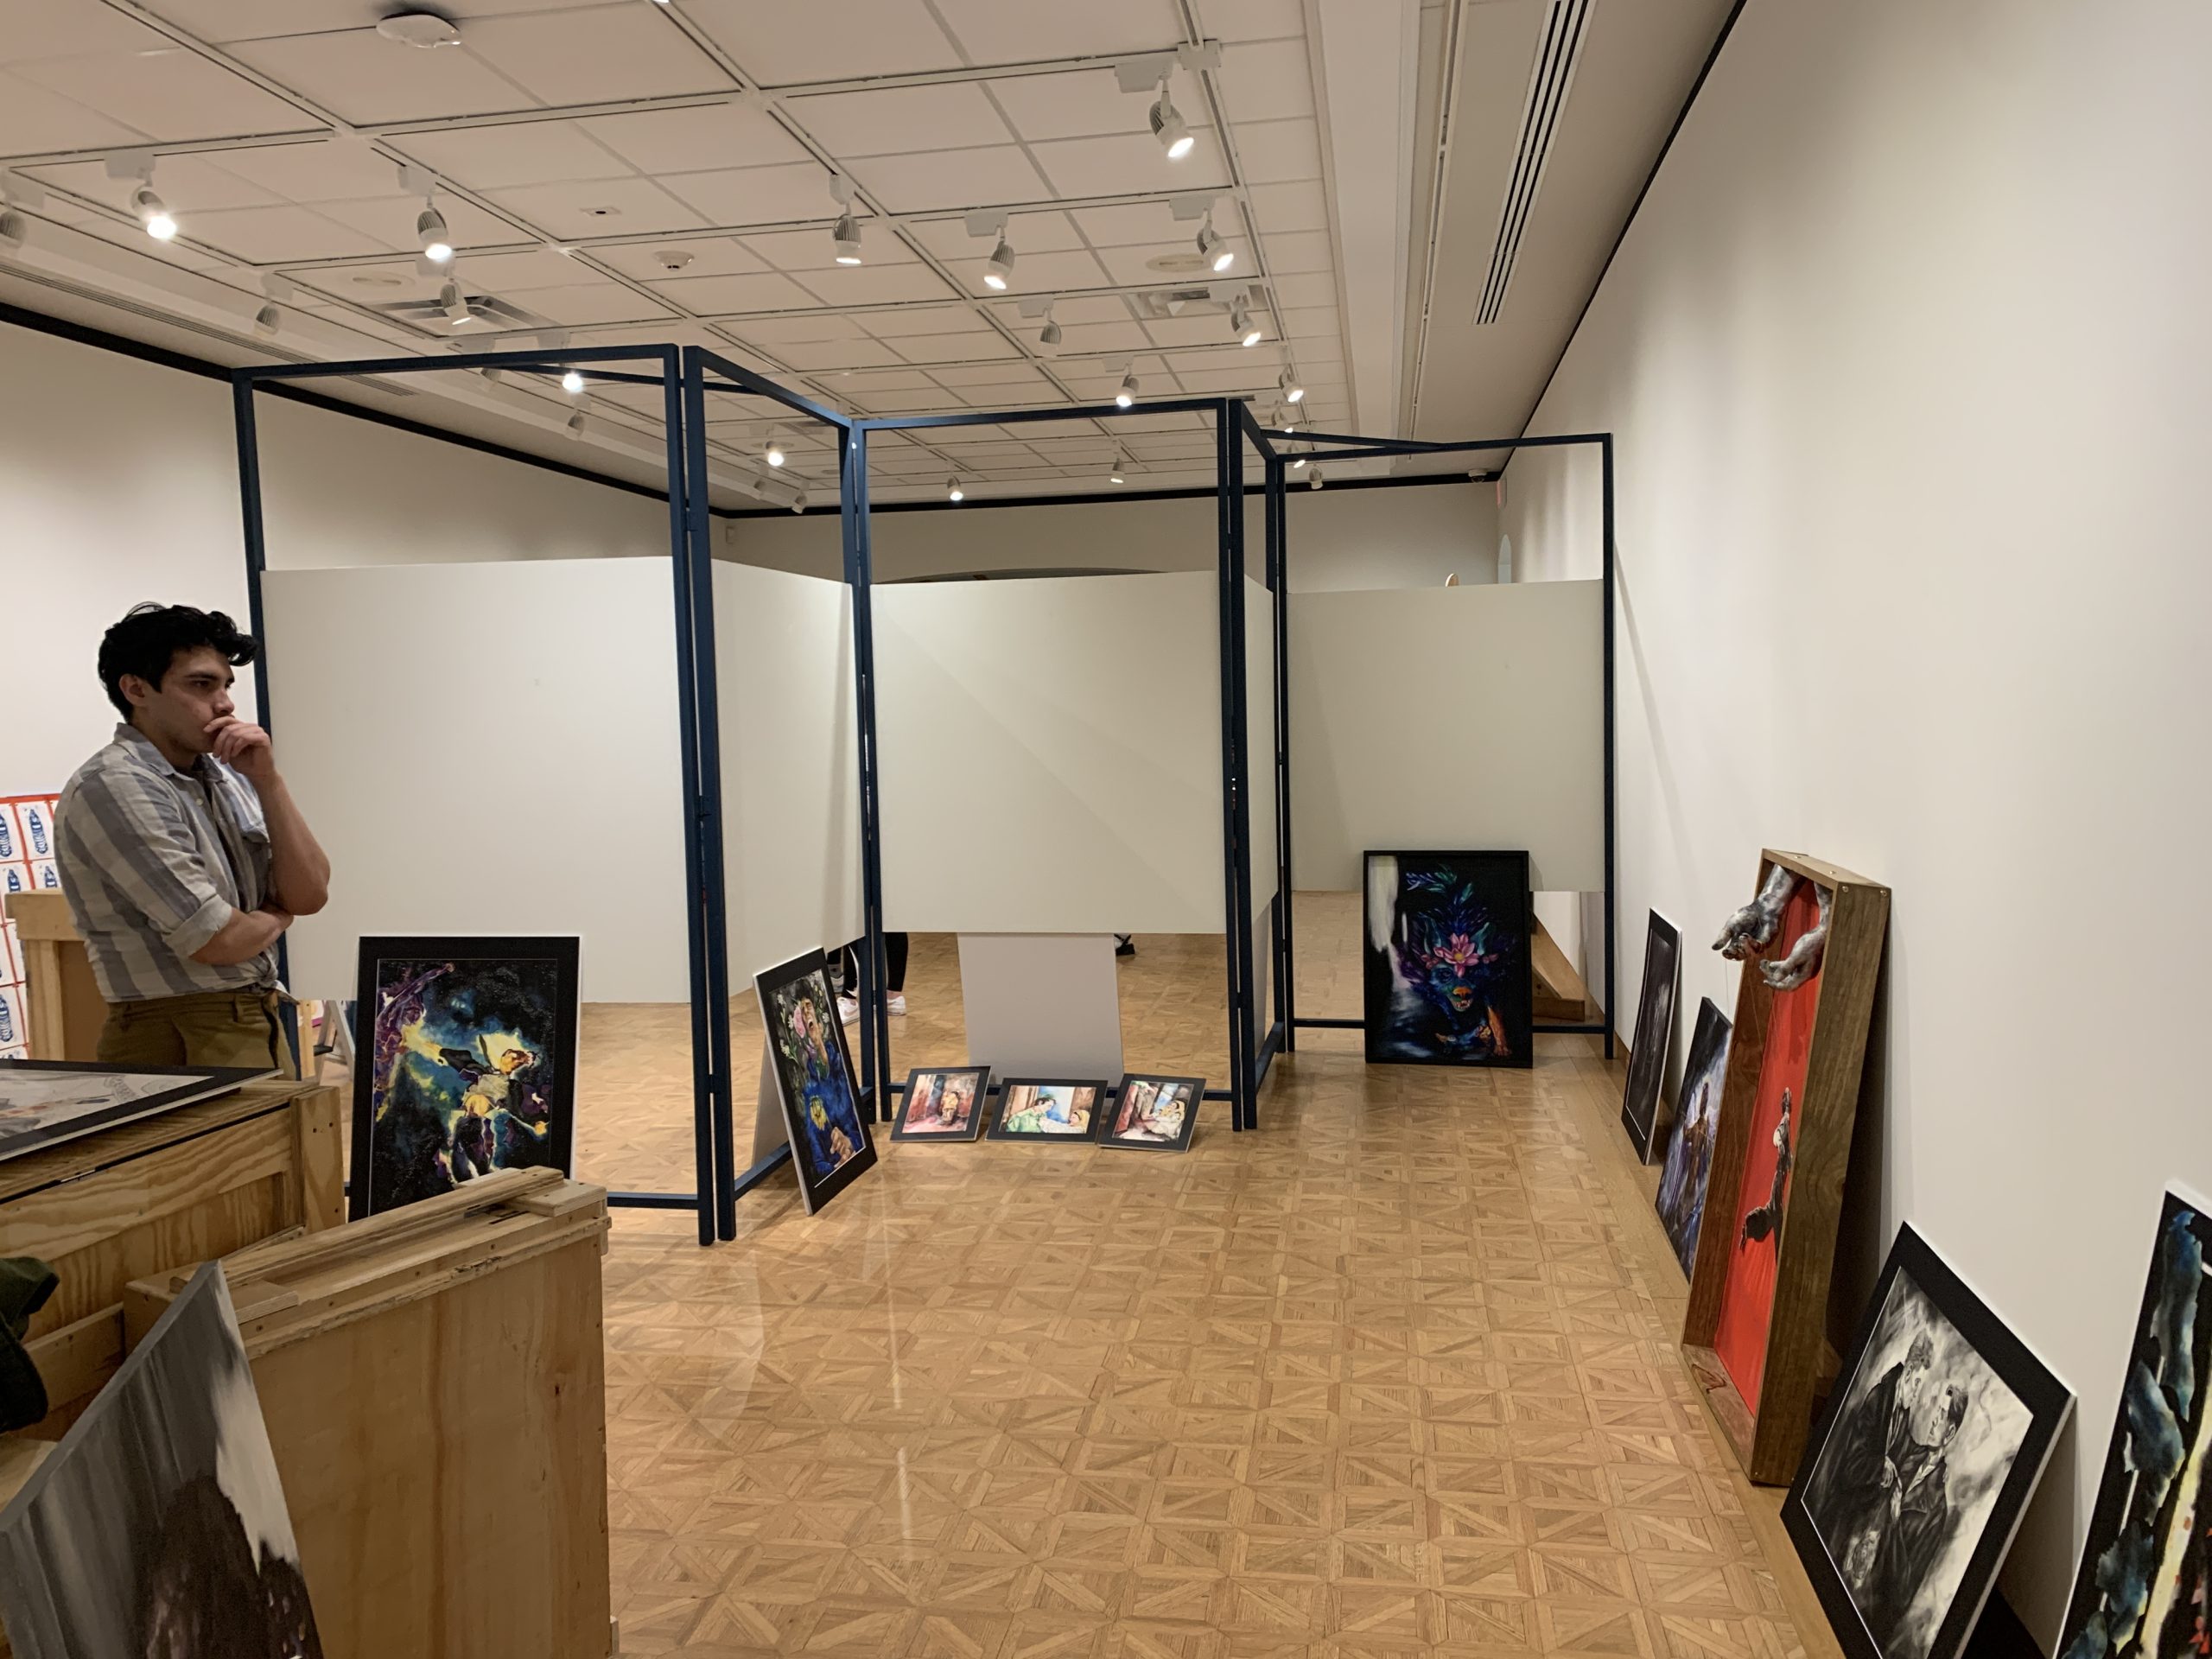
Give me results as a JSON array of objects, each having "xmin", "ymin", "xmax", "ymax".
[{"xmin": 124, "ymin": 1168, "xmax": 613, "ymax": 1659}]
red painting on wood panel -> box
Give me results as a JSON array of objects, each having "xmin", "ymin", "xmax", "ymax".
[{"xmin": 1712, "ymin": 879, "xmax": 1826, "ymax": 1414}]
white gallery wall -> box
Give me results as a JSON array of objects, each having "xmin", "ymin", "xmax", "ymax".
[
  {"xmin": 728, "ymin": 482, "xmax": 1498, "ymax": 591},
  {"xmin": 1501, "ymin": 0, "xmax": 2212, "ymax": 1638},
  {"xmin": 263, "ymin": 559, "xmax": 690, "ymax": 1004},
  {"xmin": 0, "ymin": 318, "xmax": 666, "ymax": 798}
]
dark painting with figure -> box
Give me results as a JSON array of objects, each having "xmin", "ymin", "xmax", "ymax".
[
  {"xmin": 1363, "ymin": 850, "xmax": 1532, "ymax": 1067},
  {"xmin": 2058, "ymin": 1191, "xmax": 2212, "ymax": 1659},
  {"xmin": 348, "ymin": 935, "xmax": 578, "ymax": 1220},
  {"xmin": 0, "ymin": 1262, "xmax": 322, "ymax": 1659},
  {"xmin": 756, "ymin": 950, "xmax": 877, "ymax": 1214},
  {"xmin": 1656, "ymin": 998, "xmax": 1732, "ymax": 1278},
  {"xmin": 1620, "ymin": 910, "xmax": 1681, "ymax": 1161},
  {"xmin": 1786, "ymin": 1226, "xmax": 2070, "ymax": 1659}
]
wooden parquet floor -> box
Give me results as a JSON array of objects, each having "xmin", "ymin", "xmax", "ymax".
[{"xmin": 538, "ymin": 897, "xmax": 1824, "ymax": 1659}]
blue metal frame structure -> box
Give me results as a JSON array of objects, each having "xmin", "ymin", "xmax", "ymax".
[{"xmin": 1240, "ymin": 416, "xmax": 1619, "ymax": 1059}]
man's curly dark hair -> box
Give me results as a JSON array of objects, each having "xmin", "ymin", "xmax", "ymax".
[{"xmin": 97, "ymin": 603, "xmax": 259, "ymax": 718}]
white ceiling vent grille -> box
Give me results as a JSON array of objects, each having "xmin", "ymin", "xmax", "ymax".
[{"xmin": 1475, "ymin": 0, "xmax": 1595, "ymax": 326}]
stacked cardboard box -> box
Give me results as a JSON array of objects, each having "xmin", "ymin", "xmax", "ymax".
[{"xmin": 0, "ymin": 794, "xmax": 62, "ymax": 1058}]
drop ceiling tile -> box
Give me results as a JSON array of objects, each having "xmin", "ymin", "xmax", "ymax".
[
  {"xmin": 907, "ymin": 210, "xmax": 1084, "ymax": 261},
  {"xmin": 137, "ymin": 0, "xmax": 606, "ymax": 41},
  {"xmin": 741, "ymin": 226, "xmax": 917, "ymax": 270},
  {"xmin": 200, "ymin": 137, "xmax": 403, "ymax": 203},
  {"xmin": 386, "ymin": 120, "xmax": 633, "ymax": 190},
  {"xmin": 1105, "ymin": 410, "xmax": 1209, "ymax": 433},
  {"xmin": 513, "ymin": 281, "xmax": 677, "ymax": 326},
  {"xmin": 728, "ymin": 312, "xmax": 866, "ymax": 345},
  {"xmin": 658, "ymin": 162, "xmax": 838, "ymax": 226},
  {"xmin": 0, "ymin": 69, "xmax": 145, "ymax": 151},
  {"xmin": 1018, "ymin": 292, "xmax": 1130, "ymax": 326},
  {"xmin": 938, "ymin": 247, "xmax": 1110, "ymax": 297},
  {"xmin": 578, "ymin": 103, "xmax": 810, "ymax": 174},
  {"xmin": 1191, "ymin": 0, "xmax": 1307, "ymax": 44},
  {"xmin": 1255, "ymin": 227, "xmax": 1332, "ymax": 276},
  {"xmin": 1071, "ymin": 199, "xmax": 1214, "ymax": 248},
  {"xmin": 11, "ymin": 47, "xmax": 312, "ymax": 143},
  {"xmin": 767, "ymin": 337, "xmax": 908, "ymax": 371},
  {"xmin": 168, "ymin": 203, "xmax": 391, "ymax": 263},
  {"xmin": 886, "ymin": 332, "xmax": 1020, "ymax": 364},
  {"xmin": 1178, "ymin": 362, "xmax": 1273, "ymax": 392},
  {"xmin": 1234, "ymin": 118, "xmax": 1323, "ymax": 186},
  {"xmin": 931, "ymin": 0, "xmax": 1182, "ymax": 61},
  {"xmin": 1, "ymin": 0, "xmax": 175, "ymax": 63},
  {"xmin": 463, "ymin": 9, "xmax": 733, "ymax": 105},
  {"xmin": 848, "ymin": 147, "xmax": 1050, "ymax": 215},
  {"xmin": 838, "ymin": 369, "xmax": 943, "ymax": 394},
  {"xmin": 316, "ymin": 192, "xmax": 522, "ymax": 254},
  {"xmin": 1029, "ymin": 133, "xmax": 1231, "ymax": 201},
  {"xmin": 651, "ymin": 270, "xmax": 819, "ymax": 312},
  {"xmin": 226, "ymin": 31, "xmax": 537, "ymax": 124},
  {"xmin": 1092, "ymin": 243, "xmax": 1212, "ymax": 285},
  {"xmin": 790, "ymin": 262, "xmax": 956, "ymax": 307},
  {"xmin": 856, "ymin": 303, "xmax": 990, "ymax": 340},
  {"xmin": 594, "ymin": 237, "xmax": 769, "ymax": 281},
  {"xmin": 1049, "ymin": 320, "xmax": 1153, "ymax": 354},
  {"xmin": 1277, "ymin": 304, "xmax": 1337, "ymax": 339},
  {"xmin": 1142, "ymin": 312, "xmax": 1244, "ymax": 348},
  {"xmin": 482, "ymin": 176, "xmax": 706, "ymax": 238},
  {"xmin": 681, "ymin": 0, "xmax": 964, "ymax": 83},
  {"xmin": 928, "ymin": 361, "xmax": 1051, "ymax": 391},
  {"xmin": 23, "ymin": 155, "xmax": 281, "ymax": 215},
  {"xmin": 980, "ymin": 68, "xmax": 1173, "ymax": 144},
  {"xmin": 1243, "ymin": 179, "xmax": 1328, "ymax": 234},
  {"xmin": 1218, "ymin": 38, "xmax": 1315, "ymax": 122},
  {"xmin": 786, "ymin": 82, "xmax": 1013, "ymax": 158},
  {"xmin": 438, "ymin": 245, "xmax": 598, "ymax": 288}
]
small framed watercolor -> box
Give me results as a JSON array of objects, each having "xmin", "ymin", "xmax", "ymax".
[
  {"xmin": 891, "ymin": 1065, "xmax": 991, "ymax": 1142},
  {"xmin": 987, "ymin": 1077, "xmax": 1106, "ymax": 1141},
  {"xmin": 1099, "ymin": 1074, "xmax": 1204, "ymax": 1153}
]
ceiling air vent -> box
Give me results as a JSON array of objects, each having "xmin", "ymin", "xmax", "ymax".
[{"xmin": 1475, "ymin": 0, "xmax": 1595, "ymax": 326}]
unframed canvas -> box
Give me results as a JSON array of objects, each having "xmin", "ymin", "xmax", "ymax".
[
  {"xmin": 1785, "ymin": 1225, "xmax": 2070, "ymax": 1659},
  {"xmin": 0, "ymin": 1060, "xmax": 269, "ymax": 1165},
  {"xmin": 1620, "ymin": 910, "xmax": 1681, "ymax": 1161},
  {"xmin": 2056, "ymin": 1188, "xmax": 2212, "ymax": 1659},
  {"xmin": 0, "ymin": 1262, "xmax": 322, "ymax": 1658},
  {"xmin": 348, "ymin": 935, "xmax": 579, "ymax": 1220},
  {"xmin": 755, "ymin": 950, "xmax": 878, "ymax": 1212},
  {"xmin": 892, "ymin": 1065, "xmax": 990, "ymax": 1142},
  {"xmin": 1656, "ymin": 997, "xmax": 1732, "ymax": 1279},
  {"xmin": 1362, "ymin": 850, "xmax": 1532, "ymax": 1067},
  {"xmin": 1099, "ymin": 1074, "xmax": 1204, "ymax": 1152}
]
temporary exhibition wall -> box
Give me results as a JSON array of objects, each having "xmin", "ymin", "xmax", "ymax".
[
  {"xmin": 1499, "ymin": 0, "xmax": 2212, "ymax": 1637},
  {"xmin": 1287, "ymin": 581, "xmax": 1605, "ymax": 892},
  {"xmin": 872, "ymin": 571, "xmax": 1226, "ymax": 935},
  {"xmin": 260, "ymin": 557, "xmax": 691, "ymax": 1006}
]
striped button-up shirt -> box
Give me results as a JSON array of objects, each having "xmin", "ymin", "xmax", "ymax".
[{"xmin": 56, "ymin": 724, "xmax": 276, "ymax": 1002}]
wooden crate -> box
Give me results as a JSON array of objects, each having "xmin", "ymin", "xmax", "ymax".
[
  {"xmin": 124, "ymin": 1168, "xmax": 613, "ymax": 1659},
  {"xmin": 2, "ymin": 893, "xmax": 104, "ymax": 1061},
  {"xmin": 3, "ymin": 1075, "xmax": 344, "ymax": 1433},
  {"xmin": 1681, "ymin": 849, "xmax": 1890, "ymax": 1484}
]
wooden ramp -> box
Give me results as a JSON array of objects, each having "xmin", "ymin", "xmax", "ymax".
[{"xmin": 1533, "ymin": 916, "xmax": 1591, "ymax": 1022}]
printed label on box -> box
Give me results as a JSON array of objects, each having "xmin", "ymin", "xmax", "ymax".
[
  {"xmin": 0, "ymin": 808, "xmax": 13, "ymax": 861},
  {"xmin": 0, "ymin": 986, "xmax": 24, "ymax": 1049},
  {"xmin": 0, "ymin": 862, "xmax": 28, "ymax": 895},
  {"xmin": 29, "ymin": 859, "xmax": 60, "ymax": 890},
  {"xmin": 18, "ymin": 801, "xmax": 54, "ymax": 858}
]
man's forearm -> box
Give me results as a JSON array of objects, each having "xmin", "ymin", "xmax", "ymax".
[
  {"xmin": 190, "ymin": 904, "xmax": 293, "ymax": 966},
  {"xmin": 256, "ymin": 771, "xmax": 331, "ymax": 915}
]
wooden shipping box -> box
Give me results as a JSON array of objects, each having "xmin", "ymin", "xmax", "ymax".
[
  {"xmin": 124, "ymin": 1168, "xmax": 614, "ymax": 1659},
  {"xmin": 1, "ymin": 1075, "xmax": 344, "ymax": 1432}
]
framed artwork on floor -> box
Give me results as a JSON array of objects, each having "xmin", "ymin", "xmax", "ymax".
[
  {"xmin": 348, "ymin": 935, "xmax": 579, "ymax": 1221},
  {"xmin": 1656, "ymin": 997, "xmax": 1732, "ymax": 1279},
  {"xmin": 1784, "ymin": 1225, "xmax": 2070, "ymax": 1659},
  {"xmin": 988, "ymin": 1078, "xmax": 1106, "ymax": 1141},
  {"xmin": 891, "ymin": 1065, "xmax": 990, "ymax": 1142},
  {"xmin": 1099, "ymin": 1074, "xmax": 1204, "ymax": 1152},
  {"xmin": 1620, "ymin": 909, "xmax": 1681, "ymax": 1161},
  {"xmin": 2056, "ymin": 1188, "xmax": 2212, "ymax": 1659},
  {"xmin": 756, "ymin": 949, "xmax": 878, "ymax": 1214},
  {"xmin": 1683, "ymin": 849, "xmax": 1891, "ymax": 1484},
  {"xmin": 0, "ymin": 1060, "xmax": 269, "ymax": 1165},
  {"xmin": 1362, "ymin": 849, "xmax": 1532, "ymax": 1067}
]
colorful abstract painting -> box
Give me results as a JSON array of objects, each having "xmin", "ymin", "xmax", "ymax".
[
  {"xmin": 348, "ymin": 935, "xmax": 577, "ymax": 1220},
  {"xmin": 1362, "ymin": 850, "xmax": 1532, "ymax": 1067},
  {"xmin": 756, "ymin": 950, "xmax": 877, "ymax": 1213},
  {"xmin": 2058, "ymin": 1191, "xmax": 2212, "ymax": 1659},
  {"xmin": 1656, "ymin": 998, "xmax": 1732, "ymax": 1279}
]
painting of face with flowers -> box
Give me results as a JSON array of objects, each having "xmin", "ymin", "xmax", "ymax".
[
  {"xmin": 755, "ymin": 950, "xmax": 878, "ymax": 1214},
  {"xmin": 1363, "ymin": 851, "xmax": 1533, "ymax": 1067}
]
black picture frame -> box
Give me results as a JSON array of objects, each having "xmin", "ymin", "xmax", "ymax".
[
  {"xmin": 1098, "ymin": 1074, "xmax": 1205, "ymax": 1153},
  {"xmin": 890, "ymin": 1065, "xmax": 992, "ymax": 1143},
  {"xmin": 2056, "ymin": 1186, "xmax": 2212, "ymax": 1659},
  {"xmin": 347, "ymin": 934, "xmax": 580, "ymax": 1221},
  {"xmin": 986, "ymin": 1077, "xmax": 1109, "ymax": 1141},
  {"xmin": 1361, "ymin": 849, "xmax": 1533, "ymax": 1068},
  {"xmin": 754, "ymin": 949, "xmax": 879, "ymax": 1214},
  {"xmin": 1784, "ymin": 1224, "xmax": 2071, "ymax": 1659},
  {"xmin": 1656, "ymin": 996, "xmax": 1732, "ymax": 1279},
  {"xmin": 0, "ymin": 1060, "xmax": 270, "ymax": 1165},
  {"xmin": 1620, "ymin": 909, "xmax": 1681, "ymax": 1161}
]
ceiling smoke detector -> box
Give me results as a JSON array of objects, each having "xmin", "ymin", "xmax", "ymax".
[
  {"xmin": 653, "ymin": 247, "xmax": 695, "ymax": 272},
  {"xmin": 376, "ymin": 11, "xmax": 462, "ymax": 48}
]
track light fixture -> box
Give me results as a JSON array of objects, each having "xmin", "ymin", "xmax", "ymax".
[
  {"xmin": 1038, "ymin": 302, "xmax": 1061, "ymax": 353},
  {"xmin": 1109, "ymin": 451, "xmax": 1128, "ymax": 485},
  {"xmin": 130, "ymin": 181, "xmax": 176, "ymax": 242},
  {"xmin": 561, "ymin": 368, "xmax": 586, "ymax": 395},
  {"xmin": 481, "ymin": 366, "xmax": 505, "ymax": 384},
  {"xmin": 416, "ymin": 200, "xmax": 453, "ymax": 264},
  {"xmin": 1307, "ymin": 465, "xmax": 1324, "ymax": 489},
  {"xmin": 253, "ymin": 303, "xmax": 282, "ymax": 338},
  {"xmin": 982, "ymin": 235, "xmax": 1017, "ymax": 290},
  {"xmin": 1230, "ymin": 300, "xmax": 1262, "ymax": 347},
  {"xmin": 832, "ymin": 213, "xmax": 862, "ymax": 264},
  {"xmin": 1275, "ymin": 404, "xmax": 1297, "ymax": 433},
  {"xmin": 791, "ymin": 490, "xmax": 808, "ymax": 514},
  {"xmin": 765, "ymin": 429, "xmax": 787, "ymax": 468},
  {"xmin": 1279, "ymin": 367, "xmax": 1304, "ymax": 404},
  {"xmin": 1116, "ymin": 367, "xmax": 1140, "ymax": 408},
  {"xmin": 567, "ymin": 411, "xmax": 588, "ymax": 437},
  {"xmin": 1291, "ymin": 450, "xmax": 1308, "ymax": 470},
  {"xmin": 947, "ymin": 476, "xmax": 965, "ymax": 502},
  {"xmin": 1151, "ymin": 79, "xmax": 1195, "ymax": 160},
  {"xmin": 0, "ymin": 211, "xmax": 25, "ymax": 254},
  {"xmin": 1196, "ymin": 217, "xmax": 1232, "ymax": 274},
  {"xmin": 437, "ymin": 277, "xmax": 474, "ymax": 326}
]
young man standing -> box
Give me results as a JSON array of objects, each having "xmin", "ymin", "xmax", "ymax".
[{"xmin": 55, "ymin": 604, "xmax": 331, "ymax": 1070}]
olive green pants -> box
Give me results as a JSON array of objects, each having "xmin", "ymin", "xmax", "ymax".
[{"xmin": 95, "ymin": 988, "xmax": 286, "ymax": 1071}]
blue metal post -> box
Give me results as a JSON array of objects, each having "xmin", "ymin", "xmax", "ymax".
[{"xmin": 840, "ymin": 426, "xmax": 890, "ymax": 1113}]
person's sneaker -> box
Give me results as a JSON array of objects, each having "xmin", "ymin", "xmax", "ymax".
[
  {"xmin": 836, "ymin": 994, "xmax": 860, "ymax": 1023},
  {"xmin": 887, "ymin": 992, "xmax": 908, "ymax": 1016}
]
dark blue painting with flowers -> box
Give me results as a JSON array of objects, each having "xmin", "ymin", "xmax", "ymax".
[{"xmin": 1363, "ymin": 851, "xmax": 1532, "ymax": 1068}]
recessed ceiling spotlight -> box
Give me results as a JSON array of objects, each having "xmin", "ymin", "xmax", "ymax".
[
  {"xmin": 252, "ymin": 303, "xmax": 282, "ymax": 338},
  {"xmin": 947, "ymin": 476, "xmax": 964, "ymax": 502},
  {"xmin": 1279, "ymin": 367, "xmax": 1304, "ymax": 404},
  {"xmin": 130, "ymin": 181, "xmax": 176, "ymax": 242},
  {"xmin": 765, "ymin": 429, "xmax": 787, "ymax": 468},
  {"xmin": 1116, "ymin": 367, "xmax": 1140, "ymax": 408},
  {"xmin": 416, "ymin": 200, "xmax": 452, "ymax": 264},
  {"xmin": 561, "ymin": 368, "xmax": 586, "ymax": 395},
  {"xmin": 1151, "ymin": 79, "xmax": 1195, "ymax": 161},
  {"xmin": 982, "ymin": 235, "xmax": 1017, "ymax": 290},
  {"xmin": 376, "ymin": 10, "xmax": 463, "ymax": 48},
  {"xmin": 832, "ymin": 213, "xmax": 862, "ymax": 264},
  {"xmin": 1196, "ymin": 217, "xmax": 1232, "ymax": 274}
]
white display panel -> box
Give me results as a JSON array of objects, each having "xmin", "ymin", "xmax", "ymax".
[
  {"xmin": 1288, "ymin": 581, "xmax": 1605, "ymax": 892},
  {"xmin": 874, "ymin": 572, "xmax": 1225, "ymax": 933},
  {"xmin": 262, "ymin": 559, "xmax": 690, "ymax": 1002},
  {"xmin": 712, "ymin": 562, "xmax": 864, "ymax": 982}
]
